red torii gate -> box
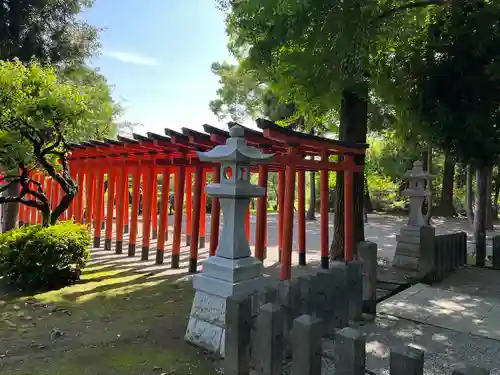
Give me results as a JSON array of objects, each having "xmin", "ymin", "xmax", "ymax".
[{"xmin": 17, "ymin": 120, "xmax": 367, "ymax": 280}]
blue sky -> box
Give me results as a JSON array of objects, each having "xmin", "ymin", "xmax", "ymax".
[{"xmin": 81, "ymin": 0, "xmax": 236, "ymax": 134}]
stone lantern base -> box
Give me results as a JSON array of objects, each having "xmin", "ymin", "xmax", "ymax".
[
  {"xmin": 392, "ymin": 225, "xmax": 425, "ymax": 270},
  {"xmin": 184, "ymin": 256, "xmax": 267, "ymax": 357}
]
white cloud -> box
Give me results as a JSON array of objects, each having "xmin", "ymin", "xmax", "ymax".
[{"xmin": 102, "ymin": 50, "xmax": 159, "ymax": 66}]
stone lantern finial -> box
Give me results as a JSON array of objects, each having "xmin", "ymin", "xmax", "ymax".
[{"xmin": 185, "ymin": 124, "xmax": 275, "ymax": 357}]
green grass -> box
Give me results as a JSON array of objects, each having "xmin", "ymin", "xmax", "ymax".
[{"xmin": 0, "ymin": 261, "xmax": 219, "ymax": 375}]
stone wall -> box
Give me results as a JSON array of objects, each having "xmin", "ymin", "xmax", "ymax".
[{"xmin": 225, "ymin": 294, "xmax": 492, "ymax": 375}]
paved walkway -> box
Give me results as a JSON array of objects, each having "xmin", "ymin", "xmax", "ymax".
[
  {"xmin": 93, "ymin": 212, "xmax": 489, "ymax": 273},
  {"xmin": 379, "ymin": 282, "xmax": 500, "ymax": 340},
  {"xmin": 363, "ymin": 267, "xmax": 500, "ymax": 374}
]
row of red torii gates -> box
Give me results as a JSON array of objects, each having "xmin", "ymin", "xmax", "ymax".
[{"xmin": 17, "ymin": 120, "xmax": 367, "ymax": 280}]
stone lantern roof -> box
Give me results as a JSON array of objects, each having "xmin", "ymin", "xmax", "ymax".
[
  {"xmin": 197, "ymin": 125, "xmax": 275, "ymax": 164},
  {"xmin": 405, "ymin": 161, "xmax": 435, "ymax": 180},
  {"xmin": 403, "ymin": 161, "xmax": 435, "ymax": 198},
  {"xmin": 196, "ymin": 125, "xmax": 275, "ymax": 198}
]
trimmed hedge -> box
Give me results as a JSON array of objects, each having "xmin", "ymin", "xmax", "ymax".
[{"xmin": 0, "ymin": 222, "xmax": 91, "ymax": 290}]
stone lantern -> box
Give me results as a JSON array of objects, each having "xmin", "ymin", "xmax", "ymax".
[
  {"xmin": 393, "ymin": 161, "xmax": 435, "ymax": 270},
  {"xmin": 184, "ymin": 125, "xmax": 274, "ymax": 357}
]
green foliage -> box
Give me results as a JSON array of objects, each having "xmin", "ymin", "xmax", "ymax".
[
  {"xmin": 0, "ymin": 59, "xmax": 119, "ymax": 224},
  {"xmin": 0, "ymin": 0, "xmax": 99, "ymax": 65},
  {"xmin": 61, "ymin": 65, "xmax": 122, "ymax": 139},
  {"xmin": 378, "ymin": 0, "xmax": 500, "ymax": 167},
  {"xmin": 366, "ymin": 131, "xmax": 421, "ymax": 182},
  {"xmin": 218, "ymin": 0, "xmax": 389, "ymax": 120},
  {"xmin": 0, "ymin": 222, "xmax": 91, "ymax": 290},
  {"xmin": 209, "ymin": 61, "xmax": 266, "ymax": 122},
  {"xmin": 0, "ymin": 60, "xmax": 112, "ymax": 171}
]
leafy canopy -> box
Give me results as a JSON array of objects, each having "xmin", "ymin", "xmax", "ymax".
[
  {"xmin": 378, "ymin": 0, "xmax": 500, "ymax": 167},
  {"xmin": 0, "ymin": 59, "xmax": 115, "ymax": 173},
  {"xmin": 0, "ymin": 0, "xmax": 99, "ymax": 65}
]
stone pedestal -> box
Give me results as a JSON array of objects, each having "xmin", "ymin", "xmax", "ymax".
[
  {"xmin": 185, "ymin": 258, "xmax": 267, "ymax": 356},
  {"xmin": 393, "ymin": 225, "xmax": 425, "ymax": 270},
  {"xmin": 184, "ymin": 124, "xmax": 274, "ymax": 357}
]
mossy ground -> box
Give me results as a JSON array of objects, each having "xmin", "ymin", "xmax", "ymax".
[{"xmin": 0, "ymin": 260, "xmax": 218, "ymax": 375}]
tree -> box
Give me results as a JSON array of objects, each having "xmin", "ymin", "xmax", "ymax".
[
  {"xmin": 0, "ymin": 0, "xmax": 99, "ymax": 65},
  {"xmin": 383, "ymin": 0, "xmax": 500, "ymax": 265},
  {"xmin": 0, "ymin": 59, "xmax": 117, "ymax": 226},
  {"xmin": 0, "ymin": 0, "xmax": 101, "ymax": 230},
  {"xmin": 215, "ymin": 0, "xmax": 404, "ymax": 259}
]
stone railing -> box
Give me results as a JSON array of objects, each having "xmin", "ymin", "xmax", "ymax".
[
  {"xmin": 224, "ymin": 295, "xmax": 491, "ymax": 375},
  {"xmin": 244, "ymin": 262, "xmax": 364, "ymax": 361},
  {"xmin": 219, "ymin": 254, "xmax": 379, "ymax": 368},
  {"xmin": 421, "ymin": 228, "xmax": 467, "ymax": 282}
]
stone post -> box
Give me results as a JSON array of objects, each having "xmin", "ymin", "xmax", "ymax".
[
  {"xmin": 452, "ymin": 364, "xmax": 491, "ymax": 375},
  {"xmin": 390, "ymin": 345, "xmax": 424, "ymax": 375},
  {"xmin": 357, "ymin": 241, "xmax": 377, "ymax": 315},
  {"xmin": 329, "ymin": 262, "xmax": 349, "ymax": 328},
  {"xmin": 185, "ymin": 125, "xmax": 274, "ymax": 357},
  {"xmin": 419, "ymin": 226, "xmax": 436, "ymax": 281},
  {"xmin": 334, "ymin": 327, "xmax": 366, "ymax": 375},
  {"xmin": 393, "ymin": 161, "xmax": 435, "ymax": 271},
  {"xmin": 346, "ymin": 261, "xmax": 363, "ymax": 321},
  {"xmin": 291, "ymin": 314, "xmax": 323, "ymax": 375},
  {"xmin": 255, "ymin": 303, "xmax": 284, "ymax": 375},
  {"xmin": 224, "ymin": 295, "xmax": 252, "ymax": 375}
]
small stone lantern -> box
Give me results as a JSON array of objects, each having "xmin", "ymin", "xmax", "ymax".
[
  {"xmin": 393, "ymin": 161, "xmax": 435, "ymax": 270},
  {"xmin": 184, "ymin": 125, "xmax": 274, "ymax": 357}
]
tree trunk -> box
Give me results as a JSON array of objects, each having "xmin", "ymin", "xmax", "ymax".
[
  {"xmin": 2, "ymin": 182, "xmax": 20, "ymax": 232},
  {"xmin": 42, "ymin": 208, "xmax": 51, "ymax": 227},
  {"xmin": 486, "ymin": 166, "xmax": 494, "ymax": 230},
  {"xmin": 330, "ymin": 86, "xmax": 368, "ymax": 260},
  {"xmin": 438, "ymin": 150, "xmax": 456, "ymax": 217},
  {"xmin": 474, "ymin": 166, "xmax": 488, "ymax": 266},
  {"xmin": 306, "ymin": 170, "xmax": 316, "ymax": 221},
  {"xmin": 466, "ymin": 165, "xmax": 475, "ymax": 226},
  {"xmin": 364, "ymin": 175, "xmax": 371, "ymax": 223},
  {"xmin": 364, "ymin": 174, "xmax": 372, "ymax": 213},
  {"xmin": 493, "ymin": 167, "xmax": 500, "ymax": 219},
  {"xmin": 50, "ymin": 191, "xmax": 75, "ymax": 225},
  {"xmin": 426, "ymin": 146, "xmax": 433, "ymax": 224}
]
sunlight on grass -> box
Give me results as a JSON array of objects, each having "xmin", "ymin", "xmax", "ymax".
[
  {"xmin": 21, "ymin": 266, "xmax": 153, "ymax": 305},
  {"xmin": 13, "ymin": 342, "xmax": 217, "ymax": 375},
  {"xmin": 77, "ymin": 279, "xmax": 165, "ymax": 303}
]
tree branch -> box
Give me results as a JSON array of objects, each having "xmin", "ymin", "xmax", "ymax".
[
  {"xmin": 377, "ymin": 0, "xmax": 448, "ymax": 20},
  {"xmin": 40, "ymin": 132, "xmax": 63, "ymax": 158},
  {"xmin": 0, "ymin": 195, "xmax": 43, "ymax": 210}
]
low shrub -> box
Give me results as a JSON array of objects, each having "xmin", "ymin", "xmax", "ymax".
[{"xmin": 0, "ymin": 221, "xmax": 91, "ymax": 290}]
